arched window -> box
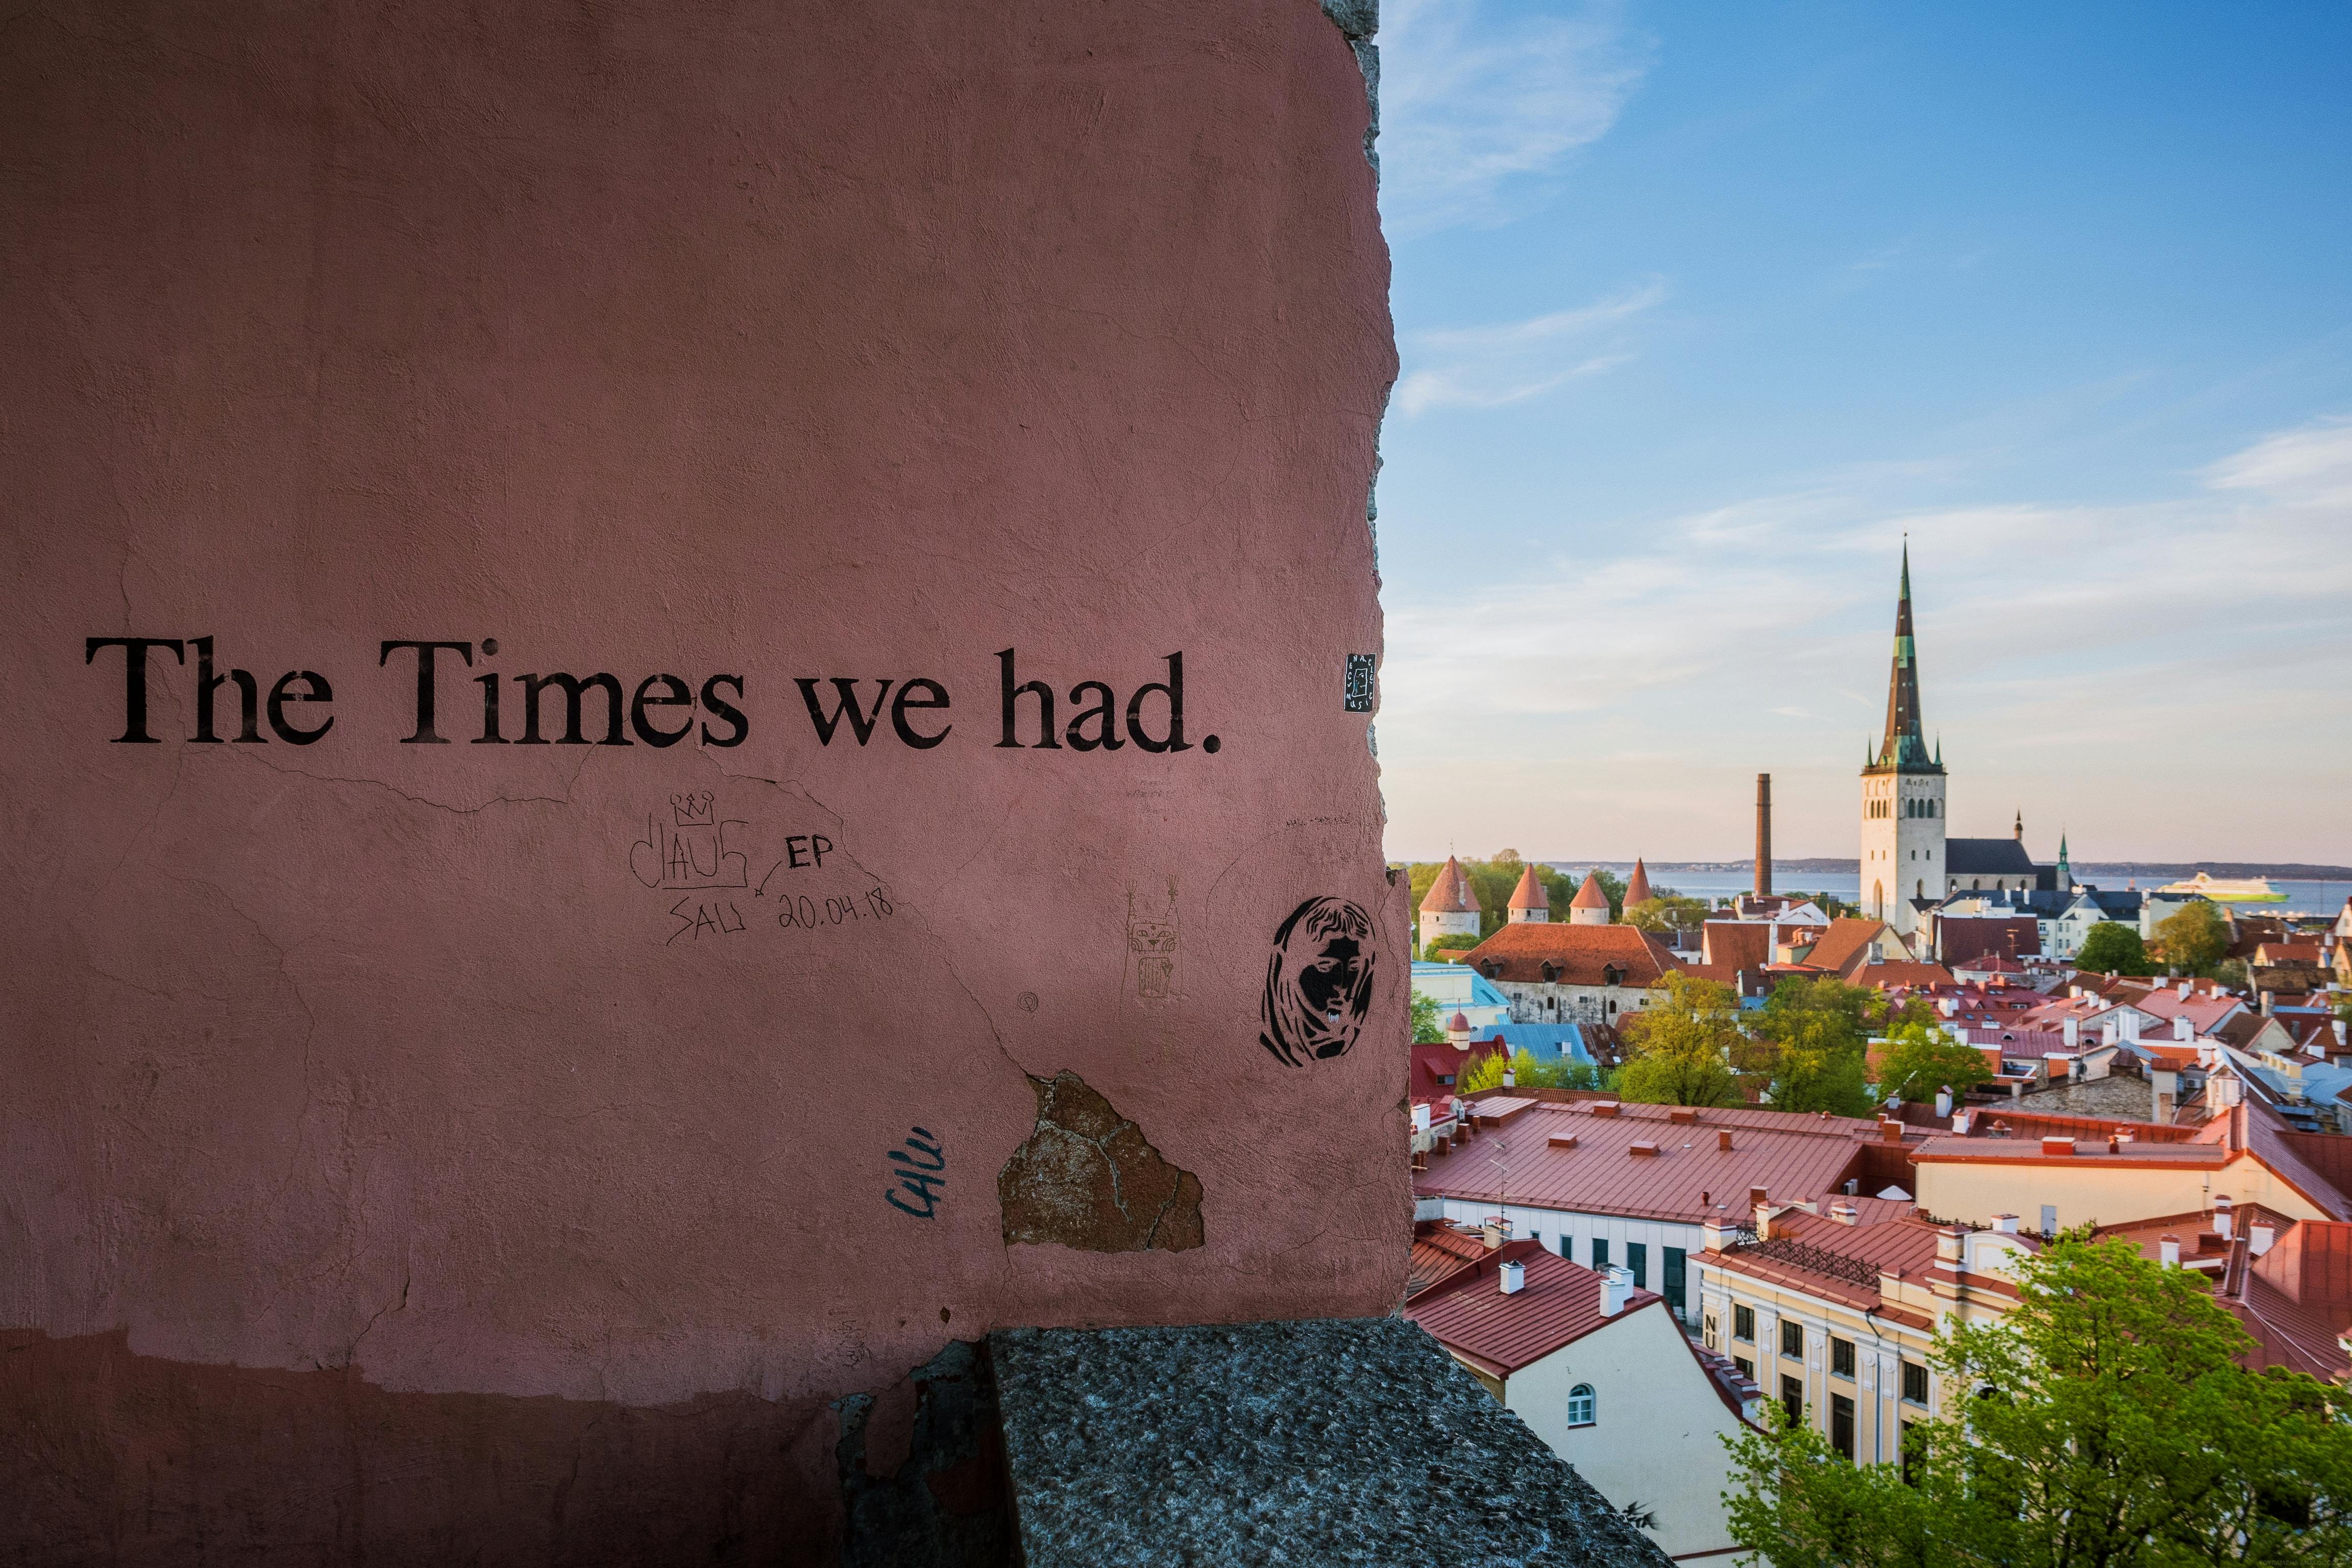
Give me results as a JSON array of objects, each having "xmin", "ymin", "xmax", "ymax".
[
  {"xmin": 1566, "ymin": 1384, "xmax": 1597, "ymax": 1427},
  {"xmin": 1872, "ymin": 880, "xmax": 1883, "ymax": 917}
]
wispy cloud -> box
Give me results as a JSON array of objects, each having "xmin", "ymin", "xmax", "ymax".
[
  {"xmin": 2202, "ymin": 415, "xmax": 2352, "ymax": 507},
  {"xmin": 1379, "ymin": 418, "xmax": 2352, "ymax": 861},
  {"xmin": 1378, "ymin": 0, "xmax": 1654, "ymax": 238},
  {"xmin": 1395, "ymin": 278, "xmax": 1662, "ymax": 414}
]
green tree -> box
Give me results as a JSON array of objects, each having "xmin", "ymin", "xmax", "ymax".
[
  {"xmin": 1873, "ymin": 1018, "xmax": 1993, "ymax": 1104},
  {"xmin": 1753, "ymin": 976, "xmax": 1878, "ymax": 1116},
  {"xmin": 1617, "ymin": 973, "xmax": 1746, "ymax": 1107},
  {"xmin": 2075, "ymin": 920, "xmax": 2152, "ymax": 976},
  {"xmin": 1458, "ymin": 1049, "xmax": 1509, "ymax": 1094},
  {"xmin": 2153, "ymin": 898, "xmax": 2232, "ymax": 975},
  {"xmin": 1410, "ymin": 990, "xmax": 1446, "ymax": 1044},
  {"xmin": 1625, "ymin": 893, "xmax": 1710, "ymax": 936},
  {"xmin": 1426, "ymin": 933, "xmax": 1479, "ymax": 955},
  {"xmin": 1505, "ymin": 1049, "xmax": 1607, "ymax": 1092},
  {"xmin": 1722, "ymin": 1237, "xmax": 2352, "ymax": 1568}
]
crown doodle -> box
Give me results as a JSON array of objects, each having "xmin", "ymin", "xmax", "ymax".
[{"xmin": 670, "ymin": 790, "xmax": 716, "ymax": 827}]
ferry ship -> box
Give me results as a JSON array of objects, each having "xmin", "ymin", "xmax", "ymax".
[{"xmin": 2155, "ymin": 871, "xmax": 2286, "ymax": 903}]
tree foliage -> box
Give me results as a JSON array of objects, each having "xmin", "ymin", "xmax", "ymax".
[
  {"xmin": 1722, "ymin": 1237, "xmax": 2352, "ymax": 1568},
  {"xmin": 1410, "ymin": 990, "xmax": 1446, "ymax": 1044},
  {"xmin": 1457, "ymin": 1048, "xmax": 1509, "ymax": 1094},
  {"xmin": 1618, "ymin": 973, "xmax": 1747, "ymax": 1107},
  {"xmin": 1508, "ymin": 1049, "xmax": 1607, "ymax": 1092},
  {"xmin": 1625, "ymin": 893, "xmax": 1710, "ymax": 935},
  {"xmin": 2153, "ymin": 899, "xmax": 2232, "ymax": 976},
  {"xmin": 2075, "ymin": 921, "xmax": 2153, "ymax": 976},
  {"xmin": 1874, "ymin": 1018, "xmax": 1994, "ymax": 1104},
  {"xmin": 1752, "ymin": 976, "xmax": 1881, "ymax": 1116}
]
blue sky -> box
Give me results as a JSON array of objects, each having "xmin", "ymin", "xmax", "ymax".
[{"xmin": 1371, "ymin": 1, "xmax": 2352, "ymax": 866}]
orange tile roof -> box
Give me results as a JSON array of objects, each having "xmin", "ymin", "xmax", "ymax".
[
  {"xmin": 1454, "ymin": 923, "xmax": 1678, "ymax": 988},
  {"xmin": 1570, "ymin": 871, "xmax": 1611, "ymax": 911},
  {"xmin": 1414, "ymin": 1100, "xmax": 1880, "ymax": 1224},
  {"xmin": 1507, "ymin": 864, "xmax": 1548, "ymax": 911},
  {"xmin": 1624, "ymin": 859, "xmax": 1655, "ymax": 906},
  {"xmin": 1407, "ymin": 1239, "xmax": 1664, "ymax": 1376},
  {"xmin": 1800, "ymin": 917, "xmax": 1888, "ymax": 979},
  {"xmin": 1860, "ymin": 962, "xmax": 1956, "ymax": 989}
]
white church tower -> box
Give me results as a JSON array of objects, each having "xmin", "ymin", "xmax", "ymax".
[{"xmin": 1860, "ymin": 545, "xmax": 1946, "ymax": 938}]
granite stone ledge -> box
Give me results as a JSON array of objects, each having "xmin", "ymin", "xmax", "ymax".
[{"xmin": 988, "ymin": 1317, "xmax": 1673, "ymax": 1568}]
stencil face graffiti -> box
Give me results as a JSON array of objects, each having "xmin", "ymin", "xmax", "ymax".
[{"xmin": 1258, "ymin": 896, "xmax": 1377, "ymax": 1066}]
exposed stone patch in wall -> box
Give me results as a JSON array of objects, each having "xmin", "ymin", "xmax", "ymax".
[
  {"xmin": 836, "ymin": 1339, "xmax": 1011, "ymax": 1568},
  {"xmin": 998, "ymin": 1073, "xmax": 1205, "ymax": 1253}
]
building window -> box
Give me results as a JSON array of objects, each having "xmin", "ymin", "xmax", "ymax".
[
  {"xmin": 1664, "ymin": 1247, "xmax": 1687, "ymax": 1316},
  {"xmin": 1902, "ymin": 1360, "xmax": 1928, "ymax": 1405},
  {"xmin": 1627, "ymin": 1242, "xmax": 1647, "ymax": 1290},
  {"xmin": 1781, "ymin": 1320, "xmax": 1803, "ymax": 1359},
  {"xmin": 1830, "ymin": 1337, "xmax": 1855, "ymax": 1380},
  {"xmin": 1566, "ymin": 1384, "xmax": 1596, "ymax": 1428},
  {"xmin": 1591, "ymin": 1238, "xmax": 1609, "ymax": 1271},
  {"xmin": 1735, "ymin": 1355, "xmax": 1754, "ymax": 1382},
  {"xmin": 1780, "ymin": 1375, "xmax": 1804, "ymax": 1431},
  {"xmin": 1733, "ymin": 1305, "xmax": 1755, "ymax": 1343},
  {"xmin": 1831, "ymin": 1393, "xmax": 1855, "ymax": 1459},
  {"xmin": 1901, "ymin": 1423, "xmax": 1924, "ymax": 1485}
]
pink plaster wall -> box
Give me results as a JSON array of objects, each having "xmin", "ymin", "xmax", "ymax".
[{"xmin": 0, "ymin": 0, "xmax": 1399, "ymax": 1556}]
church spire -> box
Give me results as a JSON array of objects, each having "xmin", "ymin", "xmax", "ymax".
[{"xmin": 1875, "ymin": 542, "xmax": 1934, "ymax": 770}]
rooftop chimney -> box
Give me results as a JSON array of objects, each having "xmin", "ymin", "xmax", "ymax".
[
  {"xmin": 2041, "ymin": 1136, "xmax": 2074, "ymax": 1157},
  {"xmin": 2250, "ymin": 1221, "xmax": 2275, "ymax": 1256},
  {"xmin": 2118, "ymin": 1013, "xmax": 2141, "ymax": 1044},
  {"xmin": 1599, "ymin": 1266, "xmax": 1631, "ymax": 1316},
  {"xmin": 1503, "ymin": 1064, "xmax": 1516, "ymax": 1088},
  {"xmin": 1499, "ymin": 1258, "xmax": 1525, "ymax": 1295},
  {"xmin": 1935, "ymin": 1226, "xmax": 1965, "ymax": 1263},
  {"xmin": 1749, "ymin": 1185, "xmax": 1769, "ymax": 1210},
  {"xmin": 1482, "ymin": 1220, "xmax": 1503, "ymax": 1250},
  {"xmin": 2213, "ymin": 1195, "xmax": 2233, "ymax": 1240},
  {"xmin": 2260, "ymin": 990, "xmax": 2275, "ymax": 1017},
  {"xmin": 1993, "ymin": 1213, "xmax": 2020, "ymax": 1235},
  {"xmin": 2159, "ymin": 1235, "xmax": 2181, "ymax": 1267},
  {"xmin": 1829, "ymin": 1200, "xmax": 1858, "ymax": 1226},
  {"xmin": 2174, "ymin": 1014, "xmax": 2193, "ymax": 1042},
  {"xmin": 2064, "ymin": 1017, "xmax": 2079, "ymax": 1048},
  {"xmin": 1702, "ymin": 1215, "xmax": 1735, "ymax": 1253},
  {"xmin": 1935, "ymin": 1085, "xmax": 1953, "ymax": 1118},
  {"xmin": 1755, "ymin": 773, "xmax": 1773, "ymax": 898},
  {"xmin": 1719, "ymin": 1129, "xmax": 1734, "ymax": 1152}
]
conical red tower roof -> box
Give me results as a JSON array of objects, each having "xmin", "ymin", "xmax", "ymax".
[
  {"xmin": 1570, "ymin": 870, "xmax": 1610, "ymax": 911},
  {"xmin": 1507, "ymin": 864, "xmax": 1547, "ymax": 911},
  {"xmin": 1418, "ymin": 855, "xmax": 1481, "ymax": 915},
  {"xmin": 1624, "ymin": 859, "xmax": 1654, "ymax": 906}
]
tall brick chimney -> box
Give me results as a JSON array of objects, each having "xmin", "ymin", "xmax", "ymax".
[{"xmin": 1755, "ymin": 772, "xmax": 1773, "ymax": 897}]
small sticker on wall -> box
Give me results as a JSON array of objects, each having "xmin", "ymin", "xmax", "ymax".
[{"xmin": 1343, "ymin": 654, "xmax": 1375, "ymax": 713}]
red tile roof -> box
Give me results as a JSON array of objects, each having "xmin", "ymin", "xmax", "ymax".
[
  {"xmin": 1701, "ymin": 922, "xmax": 1772, "ymax": 972},
  {"xmin": 1624, "ymin": 859, "xmax": 1655, "ymax": 906},
  {"xmin": 1508, "ymin": 864, "xmax": 1548, "ymax": 911},
  {"xmin": 1407, "ymin": 1239, "xmax": 1664, "ymax": 1377},
  {"xmin": 1707, "ymin": 1208, "xmax": 1947, "ymax": 1314},
  {"xmin": 1939, "ymin": 916, "xmax": 2041, "ymax": 964},
  {"xmin": 2238, "ymin": 1218, "xmax": 2352, "ymax": 1380},
  {"xmin": 1415, "ymin": 1099, "xmax": 1881, "ymax": 1225},
  {"xmin": 1411, "ymin": 1038, "xmax": 1505, "ymax": 1102},
  {"xmin": 1455, "ymin": 923, "xmax": 1678, "ymax": 988},
  {"xmin": 1420, "ymin": 855, "xmax": 1481, "ymax": 915},
  {"xmin": 1570, "ymin": 871, "xmax": 1611, "ymax": 911},
  {"xmin": 1407, "ymin": 1220, "xmax": 1492, "ymax": 1301}
]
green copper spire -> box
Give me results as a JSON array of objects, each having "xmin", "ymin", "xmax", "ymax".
[{"xmin": 1873, "ymin": 542, "xmax": 1935, "ymax": 771}]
